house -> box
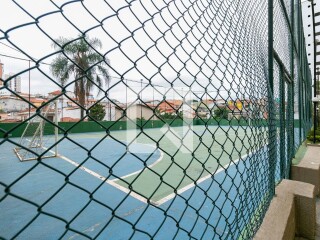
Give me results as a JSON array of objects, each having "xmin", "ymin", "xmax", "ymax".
[
  {"xmin": 48, "ymin": 90, "xmax": 76, "ymax": 104},
  {"xmin": 193, "ymin": 102, "xmax": 212, "ymax": 119},
  {"xmin": 145, "ymin": 100, "xmax": 161, "ymax": 108},
  {"xmin": 157, "ymin": 100, "xmax": 183, "ymax": 114},
  {"xmin": 0, "ymin": 95, "xmax": 30, "ymax": 112},
  {"xmin": 181, "ymin": 102, "xmax": 195, "ymax": 119},
  {"xmin": 115, "ymin": 105, "xmax": 125, "ymax": 121},
  {"xmin": 17, "ymin": 106, "xmax": 57, "ymax": 122},
  {"xmin": 0, "ymin": 112, "xmax": 22, "ymax": 122},
  {"xmin": 225, "ymin": 98, "xmax": 269, "ymax": 120},
  {"xmin": 214, "ymin": 99, "xmax": 227, "ymax": 108},
  {"xmin": 48, "ymin": 90, "xmax": 107, "ymax": 121},
  {"xmin": 60, "ymin": 107, "xmax": 81, "ymax": 122},
  {"xmin": 30, "ymin": 98, "xmax": 46, "ymax": 107},
  {"xmin": 60, "ymin": 117, "xmax": 79, "ymax": 122},
  {"xmin": 115, "ymin": 103, "xmax": 158, "ymax": 121}
]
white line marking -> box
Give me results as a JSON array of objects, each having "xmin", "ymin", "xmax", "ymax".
[
  {"xmin": 40, "ymin": 146, "xmax": 152, "ymax": 204},
  {"xmin": 39, "ymin": 140, "xmax": 260, "ymax": 206},
  {"xmin": 58, "ymin": 148, "xmax": 253, "ymax": 206},
  {"xmin": 154, "ymin": 152, "xmax": 252, "ymax": 205},
  {"xmin": 109, "ymin": 146, "xmax": 164, "ymax": 182},
  {"xmin": 68, "ymin": 223, "xmax": 101, "ymax": 240},
  {"xmin": 59, "ymin": 153, "xmax": 151, "ymax": 204}
]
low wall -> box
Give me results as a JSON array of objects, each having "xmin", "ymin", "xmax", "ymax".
[
  {"xmin": 0, "ymin": 119, "xmax": 303, "ymax": 138},
  {"xmin": 0, "ymin": 118, "xmax": 268, "ymax": 138},
  {"xmin": 254, "ymin": 180, "xmax": 316, "ymax": 240}
]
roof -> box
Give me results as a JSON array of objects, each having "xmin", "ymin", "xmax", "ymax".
[
  {"xmin": 30, "ymin": 98, "xmax": 46, "ymax": 103},
  {"xmin": 17, "ymin": 106, "xmax": 56, "ymax": 115},
  {"xmin": 115, "ymin": 103, "xmax": 154, "ymax": 111},
  {"xmin": 61, "ymin": 117, "xmax": 79, "ymax": 122},
  {"xmin": 48, "ymin": 90, "xmax": 62, "ymax": 95},
  {"xmin": 215, "ymin": 99, "xmax": 226, "ymax": 102},
  {"xmin": 165, "ymin": 100, "xmax": 183, "ymax": 105},
  {"xmin": 202, "ymin": 99, "xmax": 214, "ymax": 104},
  {"xmin": 64, "ymin": 107, "xmax": 80, "ymax": 110}
]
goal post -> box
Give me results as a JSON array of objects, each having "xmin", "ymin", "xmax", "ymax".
[{"xmin": 14, "ymin": 100, "xmax": 59, "ymax": 161}]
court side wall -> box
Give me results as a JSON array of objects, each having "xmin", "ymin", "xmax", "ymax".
[{"xmin": 0, "ymin": 119, "xmax": 300, "ymax": 138}]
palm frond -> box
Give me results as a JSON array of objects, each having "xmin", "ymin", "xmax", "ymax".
[{"xmin": 51, "ymin": 34, "xmax": 110, "ymax": 116}]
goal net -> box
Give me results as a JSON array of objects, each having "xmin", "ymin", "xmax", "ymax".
[{"xmin": 14, "ymin": 101, "xmax": 58, "ymax": 161}]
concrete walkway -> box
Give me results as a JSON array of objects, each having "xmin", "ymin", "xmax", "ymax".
[{"xmin": 294, "ymin": 145, "xmax": 320, "ymax": 240}]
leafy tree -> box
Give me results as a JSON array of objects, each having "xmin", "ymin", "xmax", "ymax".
[
  {"xmin": 214, "ymin": 107, "xmax": 229, "ymax": 119},
  {"xmin": 50, "ymin": 35, "xmax": 110, "ymax": 118},
  {"xmin": 136, "ymin": 117, "xmax": 146, "ymax": 121},
  {"xmin": 89, "ymin": 103, "xmax": 106, "ymax": 121}
]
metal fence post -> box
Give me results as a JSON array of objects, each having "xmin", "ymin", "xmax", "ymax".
[
  {"xmin": 298, "ymin": 0, "xmax": 303, "ymax": 144},
  {"xmin": 268, "ymin": 0, "xmax": 276, "ymax": 197},
  {"xmin": 291, "ymin": 0, "xmax": 295, "ymax": 158},
  {"xmin": 279, "ymin": 65, "xmax": 285, "ymax": 179}
]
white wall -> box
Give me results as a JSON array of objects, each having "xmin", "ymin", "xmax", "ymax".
[
  {"xmin": 103, "ymin": 104, "xmax": 116, "ymax": 121},
  {"xmin": 0, "ymin": 97, "xmax": 29, "ymax": 112},
  {"xmin": 60, "ymin": 107, "xmax": 81, "ymax": 121},
  {"xmin": 181, "ymin": 103, "xmax": 195, "ymax": 119}
]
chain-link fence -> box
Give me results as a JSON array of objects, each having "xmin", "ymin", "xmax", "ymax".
[{"xmin": 0, "ymin": 0, "xmax": 312, "ymax": 239}]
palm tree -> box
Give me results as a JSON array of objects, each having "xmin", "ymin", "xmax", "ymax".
[{"xmin": 50, "ymin": 36, "xmax": 110, "ymax": 119}]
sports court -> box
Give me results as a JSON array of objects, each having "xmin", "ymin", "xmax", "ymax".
[{"xmin": 0, "ymin": 125, "xmax": 272, "ymax": 239}]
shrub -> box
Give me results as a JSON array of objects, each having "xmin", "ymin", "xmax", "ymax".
[{"xmin": 307, "ymin": 128, "xmax": 320, "ymax": 142}]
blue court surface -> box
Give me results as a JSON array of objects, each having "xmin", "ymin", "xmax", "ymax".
[{"xmin": 0, "ymin": 125, "xmax": 290, "ymax": 239}]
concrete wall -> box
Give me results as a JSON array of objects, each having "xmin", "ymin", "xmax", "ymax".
[
  {"xmin": 60, "ymin": 107, "xmax": 81, "ymax": 121},
  {"xmin": 126, "ymin": 104, "xmax": 157, "ymax": 120},
  {"xmin": 0, "ymin": 96, "xmax": 29, "ymax": 112},
  {"xmin": 254, "ymin": 180, "xmax": 316, "ymax": 240}
]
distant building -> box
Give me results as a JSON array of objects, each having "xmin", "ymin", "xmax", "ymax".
[
  {"xmin": 17, "ymin": 107, "xmax": 56, "ymax": 122},
  {"xmin": 181, "ymin": 103, "xmax": 195, "ymax": 119},
  {"xmin": 0, "ymin": 62, "xmax": 9, "ymax": 96},
  {"xmin": 0, "ymin": 95, "xmax": 29, "ymax": 112},
  {"xmin": 30, "ymin": 97, "xmax": 46, "ymax": 107},
  {"xmin": 157, "ymin": 100, "xmax": 183, "ymax": 114},
  {"xmin": 48, "ymin": 90, "xmax": 76, "ymax": 120},
  {"xmin": 0, "ymin": 112, "xmax": 21, "ymax": 123},
  {"xmin": 14, "ymin": 75, "xmax": 21, "ymax": 93},
  {"xmin": 0, "ymin": 61, "xmax": 3, "ymax": 87},
  {"xmin": 115, "ymin": 103, "xmax": 157, "ymax": 121},
  {"xmin": 60, "ymin": 107, "xmax": 81, "ymax": 122},
  {"xmin": 60, "ymin": 117, "xmax": 79, "ymax": 122},
  {"xmin": 4, "ymin": 73, "xmax": 21, "ymax": 93}
]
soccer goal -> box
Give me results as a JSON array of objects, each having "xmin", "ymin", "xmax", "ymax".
[{"xmin": 14, "ymin": 101, "xmax": 59, "ymax": 161}]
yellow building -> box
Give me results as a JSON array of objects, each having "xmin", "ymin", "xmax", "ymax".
[{"xmin": 228, "ymin": 100, "xmax": 243, "ymax": 110}]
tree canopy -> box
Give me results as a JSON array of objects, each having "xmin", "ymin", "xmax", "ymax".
[
  {"xmin": 50, "ymin": 36, "xmax": 110, "ymax": 119},
  {"xmin": 89, "ymin": 103, "xmax": 106, "ymax": 121}
]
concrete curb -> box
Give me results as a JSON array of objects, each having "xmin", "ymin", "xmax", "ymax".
[
  {"xmin": 254, "ymin": 180, "xmax": 315, "ymax": 240},
  {"xmin": 291, "ymin": 146, "xmax": 320, "ymax": 196}
]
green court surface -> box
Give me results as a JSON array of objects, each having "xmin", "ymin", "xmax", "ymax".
[
  {"xmin": 106, "ymin": 125, "xmax": 267, "ymax": 203},
  {"xmin": 0, "ymin": 124, "xmax": 270, "ymax": 239}
]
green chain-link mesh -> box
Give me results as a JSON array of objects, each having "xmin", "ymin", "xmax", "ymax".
[{"xmin": 0, "ymin": 0, "xmax": 312, "ymax": 239}]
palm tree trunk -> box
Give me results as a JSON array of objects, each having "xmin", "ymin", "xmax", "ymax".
[
  {"xmin": 79, "ymin": 94, "xmax": 85, "ymax": 119},
  {"xmin": 78, "ymin": 78, "xmax": 86, "ymax": 119}
]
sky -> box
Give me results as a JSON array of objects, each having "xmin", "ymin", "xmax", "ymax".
[
  {"xmin": 0, "ymin": 0, "xmax": 278, "ymax": 104},
  {"xmin": 301, "ymin": 0, "xmax": 319, "ymax": 81}
]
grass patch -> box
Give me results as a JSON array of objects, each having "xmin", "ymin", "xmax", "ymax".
[
  {"xmin": 238, "ymin": 194, "xmax": 270, "ymax": 240},
  {"xmin": 292, "ymin": 142, "xmax": 307, "ymax": 165}
]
